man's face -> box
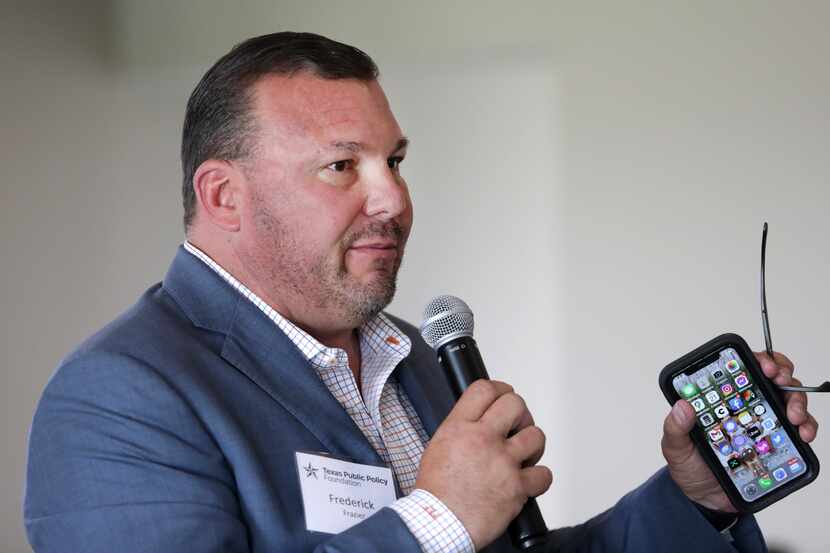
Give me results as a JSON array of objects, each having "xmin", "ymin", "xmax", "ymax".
[{"xmin": 234, "ymin": 73, "xmax": 412, "ymax": 330}]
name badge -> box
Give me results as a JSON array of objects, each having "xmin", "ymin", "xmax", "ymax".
[{"xmin": 295, "ymin": 451, "xmax": 396, "ymax": 534}]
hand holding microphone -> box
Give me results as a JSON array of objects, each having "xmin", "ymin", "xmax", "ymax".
[{"xmin": 415, "ymin": 296, "xmax": 551, "ymax": 551}]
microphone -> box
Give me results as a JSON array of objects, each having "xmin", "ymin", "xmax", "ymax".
[{"xmin": 420, "ymin": 295, "xmax": 549, "ymax": 551}]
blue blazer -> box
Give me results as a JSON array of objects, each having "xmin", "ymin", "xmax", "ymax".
[{"xmin": 25, "ymin": 247, "xmax": 767, "ymax": 552}]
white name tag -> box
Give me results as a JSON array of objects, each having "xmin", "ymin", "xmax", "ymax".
[{"xmin": 295, "ymin": 451, "xmax": 397, "ymax": 534}]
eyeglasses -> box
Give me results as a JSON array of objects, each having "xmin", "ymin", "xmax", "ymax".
[{"xmin": 762, "ymin": 222, "xmax": 830, "ymax": 393}]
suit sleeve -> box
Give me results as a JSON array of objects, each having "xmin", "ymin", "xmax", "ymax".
[
  {"xmin": 24, "ymin": 353, "xmax": 422, "ymax": 553},
  {"xmin": 543, "ymin": 468, "xmax": 767, "ymax": 553}
]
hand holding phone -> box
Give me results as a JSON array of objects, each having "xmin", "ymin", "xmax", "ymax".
[{"xmin": 659, "ymin": 334, "xmax": 819, "ymax": 513}]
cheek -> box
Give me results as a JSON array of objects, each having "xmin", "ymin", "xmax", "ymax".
[{"xmin": 317, "ymin": 196, "xmax": 367, "ymax": 249}]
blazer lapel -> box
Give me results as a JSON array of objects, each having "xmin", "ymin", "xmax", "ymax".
[{"xmin": 163, "ymin": 246, "xmax": 384, "ymax": 466}]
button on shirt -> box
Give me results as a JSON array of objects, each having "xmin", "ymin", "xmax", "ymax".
[{"xmin": 183, "ymin": 242, "xmax": 473, "ymax": 553}]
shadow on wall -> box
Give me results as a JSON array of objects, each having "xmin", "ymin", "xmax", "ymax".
[{"xmin": 768, "ymin": 544, "xmax": 794, "ymax": 553}]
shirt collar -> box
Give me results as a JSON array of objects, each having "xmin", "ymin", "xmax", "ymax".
[{"xmin": 182, "ymin": 241, "xmax": 411, "ymax": 366}]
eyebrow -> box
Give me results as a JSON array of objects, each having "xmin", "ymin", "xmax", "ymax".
[{"xmin": 330, "ymin": 137, "xmax": 409, "ymax": 154}]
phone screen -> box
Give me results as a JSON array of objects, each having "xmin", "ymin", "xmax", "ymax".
[{"xmin": 671, "ymin": 347, "xmax": 807, "ymax": 502}]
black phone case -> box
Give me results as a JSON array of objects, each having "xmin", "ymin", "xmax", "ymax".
[{"xmin": 658, "ymin": 333, "xmax": 820, "ymax": 513}]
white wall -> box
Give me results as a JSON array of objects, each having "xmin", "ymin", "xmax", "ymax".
[{"xmin": 3, "ymin": 2, "xmax": 829, "ymax": 551}]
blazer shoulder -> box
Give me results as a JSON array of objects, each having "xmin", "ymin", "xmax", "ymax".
[{"xmin": 67, "ymin": 282, "xmax": 215, "ymax": 361}]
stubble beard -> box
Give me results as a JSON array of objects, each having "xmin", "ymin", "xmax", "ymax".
[
  {"xmin": 251, "ymin": 199, "xmax": 404, "ymax": 328},
  {"xmin": 310, "ymin": 220, "xmax": 405, "ymax": 327},
  {"xmin": 311, "ymin": 250, "xmax": 400, "ymax": 327}
]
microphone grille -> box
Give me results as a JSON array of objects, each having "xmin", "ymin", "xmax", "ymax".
[{"xmin": 420, "ymin": 295, "xmax": 474, "ymax": 349}]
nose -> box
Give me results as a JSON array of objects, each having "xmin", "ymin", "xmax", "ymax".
[{"xmin": 363, "ymin": 163, "xmax": 409, "ymax": 221}]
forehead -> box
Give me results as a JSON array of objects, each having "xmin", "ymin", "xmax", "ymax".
[{"xmin": 249, "ymin": 73, "xmax": 402, "ymax": 148}]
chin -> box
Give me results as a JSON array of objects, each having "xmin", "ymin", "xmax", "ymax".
[{"xmin": 345, "ymin": 276, "xmax": 397, "ymax": 324}]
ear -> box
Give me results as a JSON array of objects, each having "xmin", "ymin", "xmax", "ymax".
[{"xmin": 192, "ymin": 159, "xmax": 241, "ymax": 232}]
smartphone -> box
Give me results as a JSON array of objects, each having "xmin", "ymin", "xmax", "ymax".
[{"xmin": 659, "ymin": 333, "xmax": 819, "ymax": 512}]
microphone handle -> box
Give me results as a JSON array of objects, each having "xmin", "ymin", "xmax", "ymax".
[{"xmin": 437, "ymin": 336, "xmax": 549, "ymax": 550}]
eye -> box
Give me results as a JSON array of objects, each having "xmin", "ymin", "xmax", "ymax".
[
  {"xmin": 387, "ymin": 156, "xmax": 404, "ymax": 171},
  {"xmin": 327, "ymin": 160, "xmax": 354, "ymax": 172},
  {"xmin": 320, "ymin": 159, "xmax": 358, "ymax": 187}
]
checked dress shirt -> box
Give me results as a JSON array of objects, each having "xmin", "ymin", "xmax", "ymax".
[{"xmin": 184, "ymin": 242, "xmax": 474, "ymax": 553}]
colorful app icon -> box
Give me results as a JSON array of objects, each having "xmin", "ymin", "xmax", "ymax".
[
  {"xmin": 726, "ymin": 359, "xmax": 741, "ymax": 373},
  {"xmin": 708, "ymin": 428, "xmax": 725, "ymax": 442},
  {"xmin": 738, "ymin": 411, "xmax": 753, "ymax": 426},
  {"xmin": 773, "ymin": 468, "xmax": 788, "ymax": 482},
  {"xmin": 758, "ymin": 475, "xmax": 774, "ymax": 490},
  {"xmin": 735, "ymin": 373, "xmax": 750, "ymax": 388},
  {"xmin": 755, "ymin": 438, "xmax": 771, "ymax": 455},
  {"xmin": 680, "ymin": 382, "xmax": 699, "ymax": 399},
  {"xmin": 742, "ymin": 389, "xmax": 757, "ymax": 403},
  {"xmin": 787, "ymin": 458, "xmax": 803, "ymax": 473},
  {"xmin": 744, "ymin": 483, "xmax": 759, "ymax": 497},
  {"xmin": 761, "ymin": 418, "xmax": 776, "ymax": 432},
  {"xmin": 714, "ymin": 404, "xmax": 730, "ymax": 419},
  {"xmin": 733, "ymin": 435, "xmax": 750, "ymax": 449},
  {"xmin": 771, "ymin": 432, "xmax": 785, "ymax": 447},
  {"xmin": 727, "ymin": 457, "xmax": 742, "ymax": 470},
  {"xmin": 747, "ymin": 426, "xmax": 762, "ymax": 439},
  {"xmin": 728, "ymin": 397, "xmax": 744, "ymax": 412},
  {"xmin": 720, "ymin": 383, "xmax": 735, "ymax": 396},
  {"xmin": 723, "ymin": 419, "xmax": 739, "ymax": 434},
  {"xmin": 718, "ymin": 442, "xmax": 733, "ymax": 456},
  {"xmin": 699, "ymin": 413, "xmax": 716, "ymax": 427},
  {"xmin": 705, "ymin": 390, "xmax": 720, "ymax": 405},
  {"xmin": 753, "ymin": 404, "xmax": 767, "ymax": 416},
  {"xmin": 711, "ymin": 369, "xmax": 726, "ymax": 381},
  {"xmin": 691, "ymin": 398, "xmax": 706, "ymax": 413}
]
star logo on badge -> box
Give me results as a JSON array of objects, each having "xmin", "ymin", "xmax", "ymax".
[{"xmin": 303, "ymin": 462, "xmax": 318, "ymax": 479}]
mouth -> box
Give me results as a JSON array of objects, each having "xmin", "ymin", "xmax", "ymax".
[
  {"xmin": 349, "ymin": 238, "xmax": 398, "ymax": 250},
  {"xmin": 347, "ymin": 238, "xmax": 400, "ymax": 261}
]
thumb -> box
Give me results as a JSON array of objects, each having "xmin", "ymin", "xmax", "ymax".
[{"xmin": 661, "ymin": 400, "xmax": 697, "ymax": 460}]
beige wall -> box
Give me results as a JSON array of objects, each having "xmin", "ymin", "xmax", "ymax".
[{"xmin": 3, "ymin": 1, "xmax": 829, "ymax": 551}]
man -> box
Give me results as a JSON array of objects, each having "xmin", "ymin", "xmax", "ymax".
[{"xmin": 24, "ymin": 32, "xmax": 817, "ymax": 552}]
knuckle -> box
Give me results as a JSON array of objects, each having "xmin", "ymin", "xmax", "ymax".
[
  {"xmin": 505, "ymin": 392, "xmax": 527, "ymax": 413},
  {"xmin": 468, "ymin": 379, "xmax": 497, "ymax": 401},
  {"xmin": 490, "ymin": 379, "xmax": 513, "ymax": 389},
  {"xmin": 512, "ymin": 428, "xmax": 534, "ymax": 452},
  {"xmin": 514, "ymin": 392, "xmax": 528, "ymax": 411},
  {"xmin": 526, "ymin": 425, "xmax": 545, "ymax": 448}
]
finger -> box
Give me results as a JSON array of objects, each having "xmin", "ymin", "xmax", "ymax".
[
  {"xmin": 785, "ymin": 379, "xmax": 809, "ymax": 426},
  {"xmin": 661, "ymin": 400, "xmax": 697, "ymax": 463},
  {"xmin": 772, "ymin": 351, "xmax": 795, "ymax": 373},
  {"xmin": 451, "ymin": 380, "xmax": 513, "ymax": 422},
  {"xmin": 754, "ymin": 351, "xmax": 792, "ymax": 381},
  {"xmin": 520, "ymin": 465, "xmax": 553, "ymax": 498},
  {"xmin": 799, "ymin": 413, "xmax": 819, "ymax": 443},
  {"xmin": 480, "ymin": 392, "xmax": 533, "ymax": 436},
  {"xmin": 506, "ymin": 425, "xmax": 546, "ymax": 465}
]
